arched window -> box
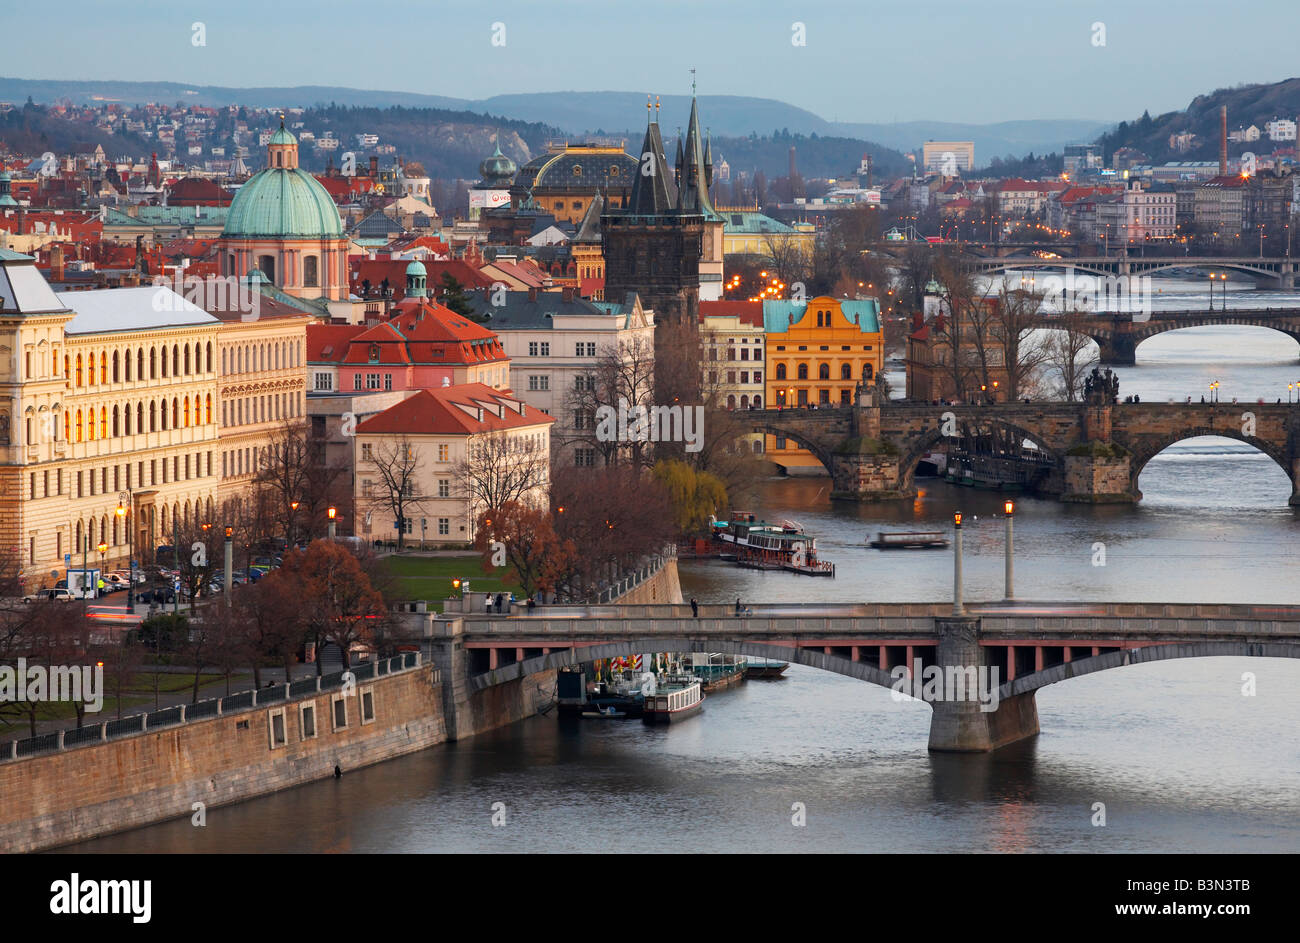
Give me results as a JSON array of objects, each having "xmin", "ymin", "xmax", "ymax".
[
  {"xmin": 776, "ymin": 363, "xmax": 787, "ymax": 380},
  {"xmin": 100, "ymin": 351, "xmax": 107, "ymax": 384},
  {"xmin": 862, "ymin": 363, "xmax": 874, "ymax": 380},
  {"xmin": 150, "ymin": 401, "xmax": 157, "ymax": 432},
  {"xmin": 258, "ymin": 255, "xmax": 275, "ymax": 282},
  {"xmin": 740, "ymin": 394, "xmax": 749, "ymax": 408},
  {"xmin": 64, "ymin": 411, "xmax": 70, "ymax": 441},
  {"xmin": 753, "ymin": 395, "xmax": 762, "ymax": 408},
  {"xmin": 841, "ymin": 363, "xmax": 852, "ymax": 380},
  {"xmin": 183, "ymin": 396, "xmax": 190, "ymax": 427},
  {"xmin": 112, "ymin": 405, "xmax": 119, "ymax": 437},
  {"xmin": 113, "ymin": 350, "xmax": 120, "ymax": 383},
  {"xmin": 206, "ymin": 342, "xmax": 213, "ymax": 373},
  {"xmin": 797, "ymin": 364, "xmax": 808, "ymax": 380},
  {"xmin": 304, "ymin": 255, "xmax": 319, "ymax": 287},
  {"xmin": 124, "ymin": 403, "xmax": 132, "ymax": 436},
  {"xmin": 818, "ymin": 364, "xmax": 830, "ymax": 380},
  {"xmin": 75, "ymin": 409, "xmax": 83, "ymax": 443},
  {"xmin": 727, "ymin": 394, "xmax": 736, "ymax": 410},
  {"xmin": 205, "ymin": 394, "xmax": 212, "ymax": 424},
  {"xmin": 100, "ymin": 406, "xmax": 107, "ymax": 439},
  {"xmin": 75, "ymin": 354, "xmax": 82, "ymax": 386},
  {"xmin": 172, "ymin": 345, "xmax": 179, "ymax": 377},
  {"xmin": 172, "ymin": 398, "xmax": 179, "ymax": 429},
  {"xmin": 135, "ymin": 402, "xmax": 143, "ymax": 433},
  {"xmin": 137, "ymin": 348, "xmax": 144, "ymax": 380},
  {"xmin": 184, "ymin": 345, "xmax": 191, "ymax": 375},
  {"xmin": 151, "ymin": 347, "xmax": 158, "ymax": 379}
]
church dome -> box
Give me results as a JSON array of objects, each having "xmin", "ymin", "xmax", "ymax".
[
  {"xmin": 479, "ymin": 144, "xmax": 517, "ymax": 185},
  {"xmin": 222, "ymin": 125, "xmax": 343, "ymax": 239},
  {"xmin": 405, "ymin": 259, "xmax": 427, "ymax": 277}
]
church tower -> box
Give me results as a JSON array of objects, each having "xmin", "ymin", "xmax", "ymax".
[{"xmin": 601, "ymin": 97, "xmax": 704, "ymax": 328}]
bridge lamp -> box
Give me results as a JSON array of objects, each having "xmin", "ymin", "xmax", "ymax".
[
  {"xmin": 1003, "ymin": 501, "xmax": 1015, "ymax": 600},
  {"xmin": 952, "ymin": 512, "xmax": 964, "ymax": 616}
]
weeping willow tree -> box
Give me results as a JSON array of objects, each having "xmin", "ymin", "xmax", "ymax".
[{"xmin": 651, "ymin": 459, "xmax": 729, "ymax": 536}]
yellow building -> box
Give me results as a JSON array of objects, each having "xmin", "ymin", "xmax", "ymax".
[
  {"xmin": 763, "ymin": 296, "xmax": 883, "ymax": 473},
  {"xmin": 0, "ymin": 249, "xmax": 221, "ymax": 585},
  {"xmin": 718, "ymin": 206, "xmax": 816, "ymax": 260}
]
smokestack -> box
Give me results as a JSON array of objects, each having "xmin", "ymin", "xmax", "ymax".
[
  {"xmin": 51, "ymin": 244, "xmax": 64, "ymax": 282},
  {"xmin": 1220, "ymin": 105, "xmax": 1228, "ymax": 176}
]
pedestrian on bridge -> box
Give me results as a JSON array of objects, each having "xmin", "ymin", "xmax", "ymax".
[{"xmin": 691, "ymin": 598, "xmax": 699, "ymax": 618}]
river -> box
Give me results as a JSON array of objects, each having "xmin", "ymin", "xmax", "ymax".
[{"xmin": 62, "ymin": 275, "xmax": 1300, "ymax": 853}]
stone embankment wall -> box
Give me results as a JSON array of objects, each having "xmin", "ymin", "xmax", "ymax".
[{"xmin": 0, "ymin": 656, "xmax": 445, "ymax": 853}]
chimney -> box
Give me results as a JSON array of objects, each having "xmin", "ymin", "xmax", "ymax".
[
  {"xmin": 561, "ymin": 286, "xmax": 574, "ymax": 302},
  {"xmin": 51, "ymin": 244, "xmax": 65, "ymax": 282},
  {"xmin": 369, "ymin": 155, "xmax": 378, "ymax": 177},
  {"xmin": 527, "ymin": 287, "xmax": 538, "ymax": 302},
  {"xmin": 1220, "ymin": 105, "xmax": 1228, "ymax": 176}
]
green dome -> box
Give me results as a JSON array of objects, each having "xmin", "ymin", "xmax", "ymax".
[
  {"xmin": 405, "ymin": 259, "xmax": 427, "ymax": 276},
  {"xmin": 222, "ymin": 165, "xmax": 343, "ymax": 239},
  {"xmin": 269, "ymin": 126, "xmax": 297, "ymax": 147}
]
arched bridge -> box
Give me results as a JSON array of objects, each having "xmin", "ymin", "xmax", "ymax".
[
  {"xmin": 444, "ymin": 601, "xmax": 1300, "ymax": 752},
  {"xmin": 1073, "ymin": 308, "xmax": 1300, "ymax": 364},
  {"xmin": 968, "ymin": 255, "xmax": 1300, "ymax": 287},
  {"xmin": 744, "ymin": 401, "xmax": 1300, "ymax": 504}
]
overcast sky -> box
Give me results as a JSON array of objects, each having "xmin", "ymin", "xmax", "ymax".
[{"xmin": 6, "ymin": 0, "xmax": 1297, "ymax": 124}]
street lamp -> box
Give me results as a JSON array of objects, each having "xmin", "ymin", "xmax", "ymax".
[
  {"xmin": 1003, "ymin": 500, "xmax": 1015, "ymax": 600},
  {"xmin": 327, "ymin": 506, "xmax": 337, "ymax": 540},
  {"xmin": 116, "ymin": 492, "xmax": 134, "ymax": 614},
  {"xmin": 288, "ymin": 500, "xmax": 300, "ymax": 548},
  {"xmin": 96, "ymin": 542, "xmax": 107, "ymax": 596},
  {"xmin": 224, "ymin": 526, "xmax": 233, "ymax": 607},
  {"xmin": 952, "ymin": 511, "xmax": 964, "ymax": 617}
]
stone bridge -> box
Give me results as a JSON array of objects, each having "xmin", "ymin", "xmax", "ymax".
[
  {"xmin": 968, "ymin": 255, "xmax": 1300, "ymax": 288},
  {"xmin": 746, "ymin": 399, "xmax": 1300, "ymax": 503},
  {"xmin": 439, "ymin": 601, "xmax": 1300, "ymax": 752},
  {"xmin": 1076, "ymin": 308, "xmax": 1300, "ymax": 364}
]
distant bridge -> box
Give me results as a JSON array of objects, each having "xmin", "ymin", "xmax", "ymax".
[
  {"xmin": 445, "ymin": 601, "xmax": 1300, "ymax": 751},
  {"xmin": 967, "ymin": 255, "xmax": 1299, "ymax": 287},
  {"xmin": 1075, "ymin": 307, "xmax": 1300, "ymax": 363},
  {"xmin": 745, "ymin": 400, "xmax": 1300, "ymax": 504}
]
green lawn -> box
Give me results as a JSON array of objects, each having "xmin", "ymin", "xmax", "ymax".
[{"xmin": 382, "ymin": 554, "xmax": 515, "ymax": 610}]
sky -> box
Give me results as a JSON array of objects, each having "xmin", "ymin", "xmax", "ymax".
[{"xmin": 4, "ymin": 0, "xmax": 1298, "ymax": 125}]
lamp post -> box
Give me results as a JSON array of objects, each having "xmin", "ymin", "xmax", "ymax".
[
  {"xmin": 116, "ymin": 491, "xmax": 133, "ymax": 614},
  {"xmin": 288, "ymin": 500, "xmax": 300, "ymax": 549},
  {"xmin": 1003, "ymin": 500, "xmax": 1015, "ymax": 600},
  {"xmin": 1208, "ymin": 272, "xmax": 1215, "ymax": 311},
  {"xmin": 327, "ymin": 506, "xmax": 337, "ymax": 540},
  {"xmin": 224, "ymin": 526, "xmax": 233, "ymax": 608},
  {"xmin": 96, "ymin": 542, "xmax": 107, "ymax": 598},
  {"xmin": 952, "ymin": 511, "xmax": 964, "ymax": 617}
]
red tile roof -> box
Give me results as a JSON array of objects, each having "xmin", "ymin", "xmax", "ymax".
[
  {"xmin": 356, "ymin": 383, "xmax": 555, "ymax": 436},
  {"xmin": 307, "ymin": 324, "xmax": 365, "ymax": 363},
  {"xmin": 699, "ymin": 300, "xmax": 764, "ymax": 327}
]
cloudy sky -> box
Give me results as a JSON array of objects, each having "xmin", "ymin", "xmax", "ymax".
[{"xmin": 6, "ymin": 0, "xmax": 1297, "ymax": 124}]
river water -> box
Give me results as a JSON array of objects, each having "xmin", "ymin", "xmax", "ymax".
[{"xmin": 64, "ymin": 276, "xmax": 1300, "ymax": 854}]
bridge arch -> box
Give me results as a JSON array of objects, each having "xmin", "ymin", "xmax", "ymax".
[
  {"xmin": 1125, "ymin": 320, "xmax": 1300, "ymax": 357},
  {"xmin": 897, "ymin": 418, "xmax": 1062, "ymax": 490},
  {"xmin": 748, "ymin": 423, "xmax": 835, "ymax": 472},
  {"xmin": 1001, "ymin": 642, "xmax": 1300, "ymax": 698},
  {"xmin": 1117, "ymin": 430, "xmax": 1296, "ymax": 499},
  {"xmin": 470, "ymin": 638, "xmax": 898, "ymax": 692}
]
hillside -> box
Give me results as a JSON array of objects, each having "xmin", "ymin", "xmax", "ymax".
[{"xmin": 1096, "ymin": 77, "xmax": 1300, "ymax": 163}]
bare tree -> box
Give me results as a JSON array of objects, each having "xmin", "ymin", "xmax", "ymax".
[
  {"xmin": 762, "ymin": 232, "xmax": 812, "ymax": 288},
  {"xmin": 564, "ymin": 334, "xmax": 656, "ymax": 468},
  {"xmin": 454, "ymin": 430, "xmax": 549, "ymax": 515},
  {"xmin": 362, "ymin": 437, "xmax": 427, "ymax": 550},
  {"xmin": 990, "ymin": 286, "xmax": 1049, "ymax": 401},
  {"xmin": 1040, "ymin": 309, "xmax": 1099, "ymax": 402}
]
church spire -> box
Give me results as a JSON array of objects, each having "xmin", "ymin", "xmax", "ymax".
[{"xmin": 677, "ymin": 89, "xmax": 716, "ymax": 217}]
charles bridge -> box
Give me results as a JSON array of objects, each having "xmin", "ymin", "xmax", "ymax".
[
  {"xmin": 1079, "ymin": 307, "xmax": 1300, "ymax": 364},
  {"xmin": 745, "ymin": 391, "xmax": 1300, "ymax": 504}
]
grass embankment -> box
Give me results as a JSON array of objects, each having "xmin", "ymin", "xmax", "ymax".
[{"xmin": 382, "ymin": 553, "xmax": 514, "ymax": 612}]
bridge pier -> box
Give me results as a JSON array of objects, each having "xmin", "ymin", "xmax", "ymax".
[
  {"xmin": 1095, "ymin": 333, "xmax": 1137, "ymax": 365},
  {"xmin": 927, "ymin": 616, "xmax": 1039, "ymax": 752}
]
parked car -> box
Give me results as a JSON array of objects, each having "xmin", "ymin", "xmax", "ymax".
[{"xmin": 24, "ymin": 588, "xmax": 74, "ymax": 603}]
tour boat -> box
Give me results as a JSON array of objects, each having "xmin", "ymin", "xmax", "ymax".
[
  {"xmin": 868, "ymin": 531, "xmax": 951, "ymax": 549},
  {"xmin": 745, "ymin": 659, "xmax": 790, "ymax": 679},
  {"xmin": 641, "ymin": 675, "xmax": 704, "ymax": 724},
  {"xmin": 684, "ymin": 653, "xmax": 747, "ymax": 692},
  {"xmin": 710, "ymin": 513, "xmax": 835, "ymax": 577}
]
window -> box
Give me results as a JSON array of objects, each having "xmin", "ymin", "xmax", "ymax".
[
  {"xmin": 331, "ymin": 695, "xmax": 348, "ymax": 731},
  {"xmin": 384, "ymin": 374, "xmax": 393, "ymax": 391},
  {"xmin": 361, "ymin": 443, "xmax": 373, "ymax": 461},
  {"xmin": 353, "ymin": 374, "xmax": 362, "ymax": 391},
  {"xmin": 528, "ymin": 342, "xmax": 538, "ymax": 356},
  {"xmin": 575, "ymin": 447, "xmax": 595, "ymax": 466},
  {"xmin": 299, "ymin": 702, "xmax": 317, "ymax": 740},
  {"xmin": 366, "ymin": 373, "xmax": 381, "ymax": 390},
  {"xmin": 314, "ymin": 373, "xmax": 332, "ymax": 391},
  {"xmin": 528, "ymin": 375, "xmax": 549, "ymax": 391},
  {"xmin": 360, "ymin": 687, "xmax": 375, "ymax": 725},
  {"xmin": 268, "ymin": 709, "xmax": 287, "ymax": 749},
  {"xmin": 304, "ymin": 255, "xmax": 319, "ymax": 287},
  {"xmin": 575, "ymin": 374, "xmax": 594, "ymax": 391},
  {"xmin": 818, "ymin": 364, "xmax": 830, "ymax": 380},
  {"xmin": 797, "ymin": 364, "xmax": 808, "ymax": 380},
  {"xmin": 841, "ymin": 364, "xmax": 852, "ymax": 380},
  {"xmin": 753, "ymin": 371, "xmax": 762, "ymax": 384},
  {"xmin": 438, "ymin": 479, "xmax": 450, "ymax": 498},
  {"xmin": 438, "ymin": 517, "xmax": 450, "ymax": 535},
  {"xmin": 437, "ymin": 444, "xmax": 449, "ymax": 462}
]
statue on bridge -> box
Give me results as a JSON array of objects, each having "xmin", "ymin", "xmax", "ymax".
[{"xmin": 1084, "ymin": 366, "xmax": 1119, "ymax": 405}]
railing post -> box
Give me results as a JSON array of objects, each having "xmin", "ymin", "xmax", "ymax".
[
  {"xmin": 99, "ymin": 723, "xmax": 107, "ymax": 742},
  {"xmin": 141, "ymin": 713, "xmax": 148, "ymax": 731},
  {"xmin": 251, "ymin": 689, "xmax": 258, "ymax": 706},
  {"xmin": 315, "ymin": 677, "xmax": 322, "ymax": 692},
  {"xmin": 57, "ymin": 731, "xmax": 65, "ymax": 750},
  {"xmin": 179, "ymin": 705, "xmax": 186, "ymax": 723}
]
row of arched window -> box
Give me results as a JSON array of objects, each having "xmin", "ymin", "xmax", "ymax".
[
  {"xmin": 774, "ymin": 363, "xmax": 874, "ymax": 381},
  {"xmin": 60, "ymin": 395, "xmax": 214, "ymax": 443},
  {"xmin": 222, "ymin": 339, "xmax": 303, "ymax": 375},
  {"xmin": 63, "ymin": 342, "xmax": 214, "ymax": 387},
  {"xmin": 73, "ymin": 497, "xmax": 216, "ymax": 553}
]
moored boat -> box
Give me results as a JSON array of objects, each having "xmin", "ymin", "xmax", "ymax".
[
  {"xmin": 745, "ymin": 659, "xmax": 790, "ymax": 679},
  {"xmin": 642, "ymin": 675, "xmax": 704, "ymax": 724},
  {"xmin": 710, "ymin": 513, "xmax": 835, "ymax": 577}
]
